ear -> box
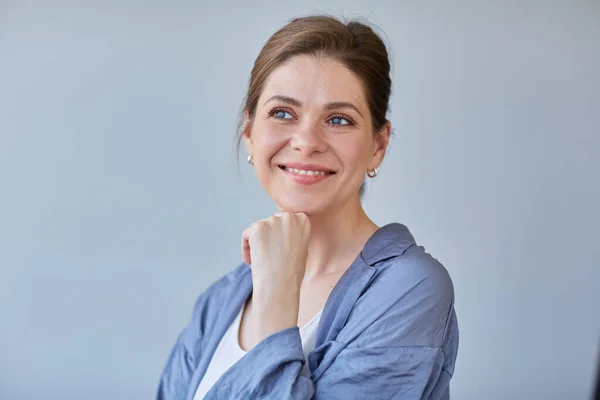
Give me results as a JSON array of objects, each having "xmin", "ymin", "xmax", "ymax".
[
  {"xmin": 370, "ymin": 121, "xmax": 391, "ymax": 169},
  {"xmin": 242, "ymin": 109, "xmax": 253, "ymax": 156}
]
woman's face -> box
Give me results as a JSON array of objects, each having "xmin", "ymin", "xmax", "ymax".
[{"xmin": 244, "ymin": 55, "xmax": 389, "ymax": 215}]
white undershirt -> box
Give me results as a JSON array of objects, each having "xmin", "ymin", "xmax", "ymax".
[{"xmin": 193, "ymin": 304, "xmax": 323, "ymax": 400}]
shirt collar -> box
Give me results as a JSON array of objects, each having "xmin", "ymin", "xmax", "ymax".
[{"xmin": 360, "ymin": 223, "xmax": 416, "ymax": 266}]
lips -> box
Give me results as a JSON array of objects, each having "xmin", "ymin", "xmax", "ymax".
[
  {"xmin": 277, "ymin": 162, "xmax": 336, "ymax": 185},
  {"xmin": 277, "ymin": 162, "xmax": 336, "ymax": 176},
  {"xmin": 279, "ymin": 166, "xmax": 334, "ymax": 176}
]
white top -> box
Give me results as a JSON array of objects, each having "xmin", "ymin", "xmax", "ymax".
[{"xmin": 193, "ymin": 304, "xmax": 323, "ymax": 400}]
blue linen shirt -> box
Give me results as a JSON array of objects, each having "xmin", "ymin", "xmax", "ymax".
[{"xmin": 157, "ymin": 223, "xmax": 459, "ymax": 399}]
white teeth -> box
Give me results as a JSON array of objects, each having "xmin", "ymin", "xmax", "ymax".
[{"xmin": 284, "ymin": 167, "xmax": 329, "ymax": 176}]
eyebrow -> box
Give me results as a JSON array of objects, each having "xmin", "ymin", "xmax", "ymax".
[
  {"xmin": 263, "ymin": 95, "xmax": 363, "ymax": 118},
  {"xmin": 324, "ymin": 102, "xmax": 363, "ymax": 118}
]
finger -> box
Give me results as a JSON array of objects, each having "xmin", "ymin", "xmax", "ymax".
[
  {"xmin": 241, "ymin": 226, "xmax": 253, "ymax": 266},
  {"xmin": 273, "ymin": 212, "xmax": 287, "ymax": 221},
  {"xmin": 242, "ymin": 238, "xmax": 251, "ymax": 266},
  {"xmin": 270, "ymin": 213, "xmax": 286, "ymax": 228},
  {"xmin": 241, "ymin": 220, "xmax": 268, "ymax": 266},
  {"xmin": 293, "ymin": 212, "xmax": 310, "ymax": 229}
]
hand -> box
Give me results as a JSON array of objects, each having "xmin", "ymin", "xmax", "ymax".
[
  {"xmin": 240, "ymin": 212, "xmax": 311, "ymax": 346},
  {"xmin": 241, "ymin": 212, "xmax": 311, "ymax": 293}
]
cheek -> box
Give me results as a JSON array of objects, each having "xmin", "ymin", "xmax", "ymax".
[
  {"xmin": 337, "ymin": 138, "xmax": 371, "ymax": 170},
  {"xmin": 252, "ymin": 124, "xmax": 290, "ymax": 157}
]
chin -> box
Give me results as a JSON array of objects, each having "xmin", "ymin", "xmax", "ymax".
[{"xmin": 275, "ymin": 195, "xmax": 329, "ymax": 216}]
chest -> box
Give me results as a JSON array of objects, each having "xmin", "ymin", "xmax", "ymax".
[
  {"xmin": 238, "ymin": 273, "xmax": 342, "ymax": 351},
  {"xmin": 296, "ymin": 273, "xmax": 341, "ymax": 326}
]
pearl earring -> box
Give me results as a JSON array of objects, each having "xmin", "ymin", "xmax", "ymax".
[
  {"xmin": 247, "ymin": 155, "xmax": 254, "ymax": 165},
  {"xmin": 367, "ymin": 168, "xmax": 378, "ymax": 178}
]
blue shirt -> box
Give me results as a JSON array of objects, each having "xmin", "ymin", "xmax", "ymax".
[{"xmin": 157, "ymin": 223, "xmax": 459, "ymax": 399}]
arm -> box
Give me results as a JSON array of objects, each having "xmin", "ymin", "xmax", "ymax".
[
  {"xmin": 204, "ymin": 327, "xmax": 315, "ymax": 399},
  {"xmin": 203, "ymin": 259, "xmax": 459, "ymax": 400},
  {"xmin": 314, "ymin": 308, "xmax": 458, "ymax": 400},
  {"xmin": 156, "ymin": 293, "xmax": 210, "ymax": 400},
  {"xmin": 156, "ymin": 331, "xmax": 196, "ymax": 400}
]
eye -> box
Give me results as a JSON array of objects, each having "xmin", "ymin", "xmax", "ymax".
[
  {"xmin": 329, "ymin": 115, "xmax": 353, "ymax": 126},
  {"xmin": 270, "ymin": 108, "xmax": 294, "ymax": 120}
]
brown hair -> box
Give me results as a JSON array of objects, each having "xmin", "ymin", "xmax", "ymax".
[{"xmin": 238, "ymin": 15, "xmax": 392, "ymax": 149}]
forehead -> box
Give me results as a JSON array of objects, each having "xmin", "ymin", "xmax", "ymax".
[{"xmin": 259, "ymin": 55, "xmax": 368, "ymax": 109}]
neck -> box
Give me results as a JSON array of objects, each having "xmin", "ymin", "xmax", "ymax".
[{"xmin": 300, "ymin": 197, "xmax": 379, "ymax": 281}]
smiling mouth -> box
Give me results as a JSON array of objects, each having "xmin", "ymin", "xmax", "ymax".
[{"xmin": 278, "ymin": 165, "xmax": 336, "ymax": 176}]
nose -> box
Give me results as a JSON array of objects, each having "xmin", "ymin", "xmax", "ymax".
[{"xmin": 289, "ymin": 120, "xmax": 328, "ymax": 156}]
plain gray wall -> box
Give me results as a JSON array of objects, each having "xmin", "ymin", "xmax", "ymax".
[{"xmin": 1, "ymin": 1, "xmax": 599, "ymax": 399}]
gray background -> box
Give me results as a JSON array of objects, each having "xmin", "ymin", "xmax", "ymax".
[{"xmin": 1, "ymin": 1, "xmax": 599, "ymax": 399}]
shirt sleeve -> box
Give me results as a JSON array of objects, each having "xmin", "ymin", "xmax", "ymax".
[
  {"xmin": 203, "ymin": 327, "xmax": 314, "ymax": 399},
  {"xmin": 156, "ymin": 330, "xmax": 195, "ymax": 400},
  {"xmin": 202, "ymin": 319, "xmax": 458, "ymax": 400},
  {"xmin": 201, "ymin": 261, "xmax": 459, "ymax": 400},
  {"xmin": 314, "ymin": 310, "xmax": 459, "ymax": 400},
  {"xmin": 156, "ymin": 293, "xmax": 209, "ymax": 400}
]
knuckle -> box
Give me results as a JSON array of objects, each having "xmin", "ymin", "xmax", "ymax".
[
  {"xmin": 296, "ymin": 212, "xmax": 308, "ymax": 224},
  {"xmin": 257, "ymin": 220, "xmax": 269, "ymax": 229},
  {"xmin": 252, "ymin": 220, "xmax": 268, "ymax": 234},
  {"xmin": 280, "ymin": 212, "xmax": 291, "ymax": 220}
]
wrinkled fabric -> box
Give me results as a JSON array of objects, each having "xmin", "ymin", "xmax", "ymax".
[{"xmin": 157, "ymin": 223, "xmax": 459, "ymax": 400}]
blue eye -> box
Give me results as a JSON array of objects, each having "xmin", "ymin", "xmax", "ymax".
[
  {"xmin": 273, "ymin": 110, "xmax": 293, "ymax": 119},
  {"xmin": 330, "ymin": 116, "xmax": 351, "ymax": 126}
]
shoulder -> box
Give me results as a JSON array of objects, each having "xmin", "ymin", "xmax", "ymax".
[
  {"xmin": 200, "ymin": 263, "xmax": 250, "ymax": 299},
  {"xmin": 182, "ymin": 263, "xmax": 250, "ymax": 343},
  {"xmin": 372, "ymin": 244, "xmax": 454, "ymax": 305},
  {"xmin": 189, "ymin": 263, "xmax": 249, "ymax": 315},
  {"xmin": 362, "ymin": 222, "xmax": 454, "ymax": 303},
  {"xmin": 347, "ymin": 224, "xmax": 456, "ymax": 347}
]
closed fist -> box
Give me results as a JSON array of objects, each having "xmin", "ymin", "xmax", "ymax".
[{"xmin": 241, "ymin": 212, "xmax": 311, "ymax": 291}]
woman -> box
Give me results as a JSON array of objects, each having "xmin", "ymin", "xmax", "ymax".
[{"xmin": 157, "ymin": 15, "xmax": 458, "ymax": 400}]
